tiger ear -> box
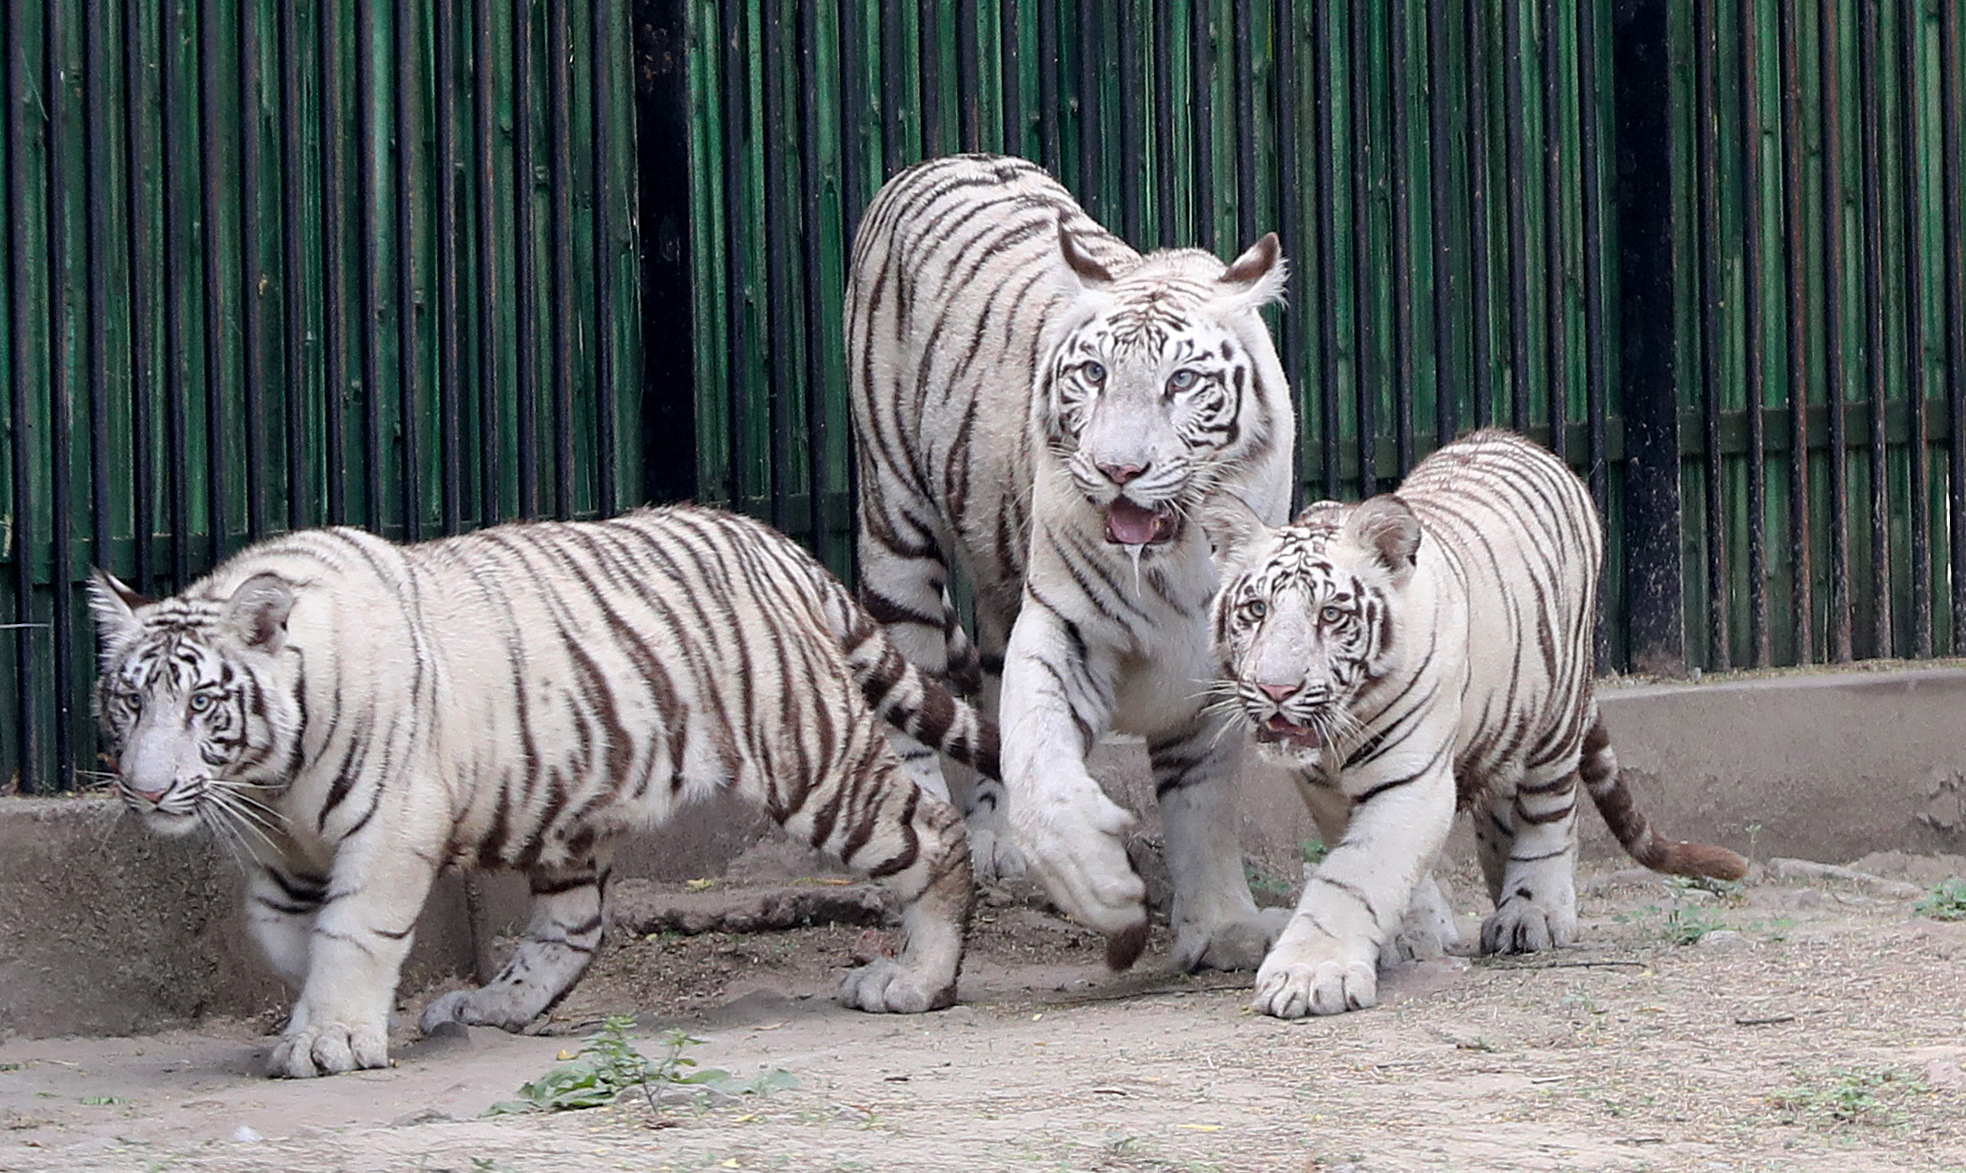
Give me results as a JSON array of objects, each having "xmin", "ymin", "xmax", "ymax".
[
  {"xmin": 1343, "ymin": 495, "xmax": 1421, "ymax": 585},
  {"xmin": 1053, "ymin": 214, "xmax": 1115, "ymax": 294},
  {"xmin": 1215, "ymin": 232, "xmax": 1288, "ymax": 316},
  {"xmin": 1199, "ymin": 491, "xmax": 1275, "ymax": 575},
  {"xmin": 225, "ymin": 573, "xmax": 295, "ymax": 653},
  {"xmin": 88, "ymin": 569, "xmax": 148, "ymax": 654}
]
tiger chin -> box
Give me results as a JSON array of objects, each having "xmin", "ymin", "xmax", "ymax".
[
  {"xmin": 88, "ymin": 506, "xmax": 992, "ymax": 1078},
  {"xmin": 1204, "ymin": 430, "xmax": 1748, "ymax": 1019}
]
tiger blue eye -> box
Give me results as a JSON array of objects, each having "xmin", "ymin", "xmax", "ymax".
[
  {"xmin": 1083, "ymin": 361, "xmax": 1107, "ymax": 384},
  {"xmin": 1168, "ymin": 369, "xmax": 1199, "ymax": 392},
  {"xmin": 1320, "ymin": 605, "xmax": 1342, "ymax": 623},
  {"xmin": 188, "ymin": 693, "xmax": 213, "ymax": 714},
  {"xmin": 1246, "ymin": 599, "xmax": 1267, "ymax": 620}
]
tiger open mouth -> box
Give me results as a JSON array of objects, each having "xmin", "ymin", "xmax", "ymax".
[
  {"xmin": 1104, "ymin": 498, "xmax": 1178, "ymax": 546},
  {"xmin": 1254, "ymin": 713, "xmax": 1323, "ymax": 750}
]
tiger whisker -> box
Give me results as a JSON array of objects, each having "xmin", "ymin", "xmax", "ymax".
[
  {"xmin": 198, "ymin": 806, "xmax": 253, "ymax": 871},
  {"xmin": 203, "ymin": 790, "xmax": 280, "ymax": 862}
]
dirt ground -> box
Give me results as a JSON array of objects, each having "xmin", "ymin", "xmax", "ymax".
[{"xmin": 3, "ymin": 850, "xmax": 1965, "ymax": 1173}]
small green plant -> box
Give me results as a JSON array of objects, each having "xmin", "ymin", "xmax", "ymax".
[
  {"xmin": 1664, "ymin": 902, "xmax": 1727, "ymax": 945},
  {"xmin": 1769, "ymin": 1067, "xmax": 1926, "ymax": 1127},
  {"xmin": 486, "ymin": 1015, "xmax": 795, "ymax": 1115},
  {"xmin": 1244, "ymin": 861, "xmax": 1295, "ymax": 902},
  {"xmin": 1913, "ymin": 877, "xmax": 1966, "ymax": 921},
  {"xmin": 1301, "ymin": 838, "xmax": 1329, "ymax": 866}
]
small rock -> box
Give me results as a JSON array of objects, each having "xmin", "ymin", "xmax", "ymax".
[
  {"xmin": 1694, "ymin": 930, "xmax": 1749, "ymax": 950},
  {"xmin": 1924, "ymin": 1060, "xmax": 1966, "ymax": 1092},
  {"xmin": 231, "ymin": 1125, "xmax": 263, "ymax": 1143}
]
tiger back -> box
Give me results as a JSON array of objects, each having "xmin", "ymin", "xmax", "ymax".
[
  {"xmin": 1207, "ymin": 430, "xmax": 1747, "ymax": 1018},
  {"xmin": 89, "ymin": 506, "xmax": 990, "ymax": 1077},
  {"xmin": 848, "ymin": 153, "xmax": 1300, "ymax": 974}
]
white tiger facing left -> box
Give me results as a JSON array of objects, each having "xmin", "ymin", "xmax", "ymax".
[{"xmin": 89, "ymin": 507, "xmax": 992, "ymax": 1077}]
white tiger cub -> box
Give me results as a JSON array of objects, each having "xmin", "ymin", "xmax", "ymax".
[
  {"xmin": 1204, "ymin": 430, "xmax": 1748, "ymax": 1017},
  {"xmin": 89, "ymin": 506, "xmax": 993, "ymax": 1078},
  {"xmin": 848, "ymin": 153, "xmax": 1296, "ymax": 971}
]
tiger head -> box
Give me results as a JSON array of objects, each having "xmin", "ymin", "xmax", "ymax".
[
  {"xmin": 1041, "ymin": 217, "xmax": 1289, "ymax": 551},
  {"xmin": 88, "ymin": 570, "xmax": 302, "ymax": 836},
  {"xmin": 1204, "ymin": 494, "xmax": 1423, "ymax": 762}
]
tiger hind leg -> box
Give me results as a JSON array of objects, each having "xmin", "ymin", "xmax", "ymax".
[
  {"xmin": 419, "ymin": 851, "xmax": 611, "ymax": 1034},
  {"xmin": 1154, "ymin": 718, "xmax": 1288, "ymax": 973},
  {"xmin": 1474, "ymin": 761, "xmax": 1580, "ymax": 955},
  {"xmin": 801, "ymin": 760, "xmax": 971, "ymax": 1013}
]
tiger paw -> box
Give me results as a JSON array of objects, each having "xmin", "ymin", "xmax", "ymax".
[
  {"xmin": 1174, "ymin": 907, "xmax": 1291, "ymax": 973},
  {"xmin": 1250, "ymin": 950, "xmax": 1379, "ymax": 1018},
  {"xmin": 268, "ymin": 1021, "xmax": 389, "ymax": 1079},
  {"xmin": 1385, "ymin": 874, "xmax": 1462, "ymax": 966},
  {"xmin": 419, "ymin": 987, "xmax": 533, "ymax": 1035},
  {"xmin": 963, "ymin": 817, "xmax": 1029, "ymax": 885},
  {"xmin": 1479, "ymin": 894, "xmax": 1576, "ymax": 955},
  {"xmin": 1011, "ymin": 786, "xmax": 1145, "ymax": 938},
  {"xmin": 838, "ymin": 957, "xmax": 957, "ymax": 1014}
]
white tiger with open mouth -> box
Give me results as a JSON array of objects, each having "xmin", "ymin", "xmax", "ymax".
[
  {"xmin": 1206, "ymin": 430, "xmax": 1748, "ymax": 1017},
  {"xmin": 848, "ymin": 153, "xmax": 1297, "ymax": 971}
]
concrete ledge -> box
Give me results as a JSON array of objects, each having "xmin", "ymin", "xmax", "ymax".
[
  {"xmin": 4, "ymin": 664, "xmax": 1962, "ymax": 1039},
  {"xmin": 1591, "ymin": 666, "xmax": 1966, "ymax": 861}
]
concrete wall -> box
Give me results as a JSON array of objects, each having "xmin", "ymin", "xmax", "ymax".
[{"xmin": 3, "ymin": 664, "xmax": 1962, "ymax": 1039}]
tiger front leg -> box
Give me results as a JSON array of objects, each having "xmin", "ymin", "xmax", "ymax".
[
  {"xmin": 269, "ymin": 830, "xmax": 440, "ymax": 1078},
  {"xmin": 243, "ymin": 861, "xmax": 331, "ymax": 988},
  {"xmin": 1254, "ymin": 757, "xmax": 1454, "ymax": 1018},
  {"xmin": 1152, "ymin": 719, "xmax": 1288, "ymax": 972},
  {"xmin": 997, "ymin": 608, "xmax": 1148, "ymax": 957},
  {"xmin": 419, "ymin": 851, "xmax": 612, "ymax": 1034}
]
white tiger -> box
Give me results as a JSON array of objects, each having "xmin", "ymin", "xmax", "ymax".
[
  {"xmin": 88, "ymin": 506, "xmax": 995, "ymax": 1077},
  {"xmin": 1204, "ymin": 430, "xmax": 1748, "ymax": 1017},
  {"xmin": 848, "ymin": 153, "xmax": 1296, "ymax": 971}
]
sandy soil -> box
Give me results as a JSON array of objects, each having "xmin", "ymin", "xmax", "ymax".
[{"xmin": 3, "ymin": 851, "xmax": 1964, "ymax": 1173}]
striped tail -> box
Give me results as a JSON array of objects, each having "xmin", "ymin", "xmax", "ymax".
[
  {"xmin": 1579, "ymin": 713, "xmax": 1748, "ymax": 881},
  {"xmin": 840, "ymin": 611, "xmax": 1002, "ymax": 782}
]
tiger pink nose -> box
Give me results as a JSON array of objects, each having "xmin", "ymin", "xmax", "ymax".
[
  {"xmin": 128, "ymin": 785, "xmax": 169, "ymax": 803},
  {"xmin": 1257, "ymin": 681, "xmax": 1301, "ymax": 703},
  {"xmin": 1098, "ymin": 462, "xmax": 1147, "ymax": 485}
]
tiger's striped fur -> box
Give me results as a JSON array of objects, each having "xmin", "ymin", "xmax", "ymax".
[
  {"xmin": 1205, "ymin": 430, "xmax": 1747, "ymax": 1018},
  {"xmin": 88, "ymin": 506, "xmax": 990, "ymax": 1077},
  {"xmin": 848, "ymin": 153, "xmax": 1296, "ymax": 972}
]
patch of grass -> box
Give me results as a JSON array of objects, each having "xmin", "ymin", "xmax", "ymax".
[
  {"xmin": 1913, "ymin": 877, "xmax": 1966, "ymax": 921},
  {"xmin": 1769, "ymin": 1066, "xmax": 1928, "ymax": 1127},
  {"xmin": 1301, "ymin": 839, "xmax": 1329, "ymax": 866},
  {"xmin": 486, "ymin": 1015, "xmax": 795, "ymax": 1116},
  {"xmin": 0, "ymin": 1063, "xmax": 20, "ymax": 1073},
  {"xmin": 1613, "ymin": 880, "xmax": 1737, "ymax": 946},
  {"xmin": 1664, "ymin": 902, "xmax": 1728, "ymax": 945}
]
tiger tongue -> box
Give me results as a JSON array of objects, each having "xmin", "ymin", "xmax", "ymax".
[{"xmin": 1104, "ymin": 499, "xmax": 1174, "ymax": 546}]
